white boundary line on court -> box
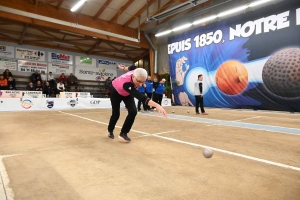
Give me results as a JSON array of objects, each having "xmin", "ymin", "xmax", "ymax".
[
  {"xmin": 140, "ymin": 112, "xmax": 300, "ymax": 136},
  {"xmin": 58, "ymin": 111, "xmax": 300, "ymax": 172},
  {"xmin": 0, "ymin": 154, "xmax": 22, "ymax": 200},
  {"xmin": 205, "ymin": 116, "xmax": 262, "ymax": 127},
  {"xmin": 132, "ymin": 130, "xmax": 180, "ymax": 139}
]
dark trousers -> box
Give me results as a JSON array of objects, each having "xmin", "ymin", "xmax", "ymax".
[
  {"xmin": 137, "ymin": 92, "xmax": 146, "ymax": 111},
  {"xmin": 153, "ymin": 93, "xmax": 163, "ymax": 106},
  {"xmin": 145, "ymin": 93, "xmax": 152, "ymax": 110},
  {"xmin": 108, "ymin": 86, "xmax": 137, "ymax": 134},
  {"xmin": 195, "ymin": 95, "xmax": 205, "ymax": 113}
]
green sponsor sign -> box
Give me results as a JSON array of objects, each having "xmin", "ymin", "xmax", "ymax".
[{"xmin": 80, "ymin": 56, "xmax": 92, "ymax": 65}]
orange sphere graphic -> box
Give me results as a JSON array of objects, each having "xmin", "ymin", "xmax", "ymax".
[{"xmin": 215, "ymin": 60, "xmax": 248, "ymax": 95}]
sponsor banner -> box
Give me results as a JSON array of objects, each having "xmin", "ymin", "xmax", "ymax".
[
  {"xmin": 168, "ymin": 0, "xmax": 300, "ymax": 111},
  {"xmin": 78, "ymin": 98, "xmax": 111, "ymax": 108},
  {"xmin": 75, "ymin": 65, "xmax": 116, "ymax": 81},
  {"xmin": 0, "ymin": 90, "xmax": 23, "ymax": 98},
  {"xmin": 0, "ymin": 58, "xmax": 17, "ymax": 71},
  {"xmin": 98, "ymin": 59, "xmax": 117, "ymax": 69},
  {"xmin": 16, "ymin": 47, "xmax": 45, "ymax": 61},
  {"xmin": 23, "ymin": 91, "xmax": 43, "ymax": 98},
  {"xmin": 48, "ymin": 63, "xmax": 73, "ymax": 75},
  {"xmin": 59, "ymin": 92, "xmax": 77, "ymax": 98},
  {"xmin": 18, "ymin": 60, "xmax": 47, "ymax": 73},
  {"xmin": 0, "ymin": 97, "xmax": 172, "ymax": 111},
  {"xmin": 48, "ymin": 52, "xmax": 73, "ymax": 64},
  {"xmin": 75, "ymin": 56, "xmax": 96, "ymax": 67},
  {"xmin": 0, "ymin": 45, "xmax": 14, "ymax": 58},
  {"xmin": 77, "ymin": 92, "xmax": 92, "ymax": 98}
]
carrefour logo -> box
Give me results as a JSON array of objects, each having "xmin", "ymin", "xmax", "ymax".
[{"xmin": 21, "ymin": 99, "xmax": 33, "ymax": 109}]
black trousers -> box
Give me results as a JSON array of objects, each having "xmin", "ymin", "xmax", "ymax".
[
  {"xmin": 137, "ymin": 92, "xmax": 146, "ymax": 111},
  {"xmin": 195, "ymin": 95, "xmax": 205, "ymax": 113},
  {"xmin": 153, "ymin": 93, "xmax": 163, "ymax": 106},
  {"xmin": 145, "ymin": 93, "xmax": 152, "ymax": 110},
  {"xmin": 108, "ymin": 86, "xmax": 137, "ymax": 134}
]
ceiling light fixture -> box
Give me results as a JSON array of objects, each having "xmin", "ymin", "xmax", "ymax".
[
  {"xmin": 155, "ymin": 30, "xmax": 172, "ymax": 37},
  {"xmin": 192, "ymin": 15, "xmax": 217, "ymax": 25},
  {"xmin": 71, "ymin": 0, "xmax": 86, "ymax": 12},
  {"xmin": 155, "ymin": 0, "xmax": 275, "ymax": 37},
  {"xmin": 172, "ymin": 23, "xmax": 192, "ymax": 32},
  {"xmin": 217, "ymin": 5, "xmax": 248, "ymax": 17},
  {"xmin": 249, "ymin": 0, "xmax": 273, "ymax": 7}
]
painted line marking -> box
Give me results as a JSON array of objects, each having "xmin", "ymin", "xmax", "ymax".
[
  {"xmin": 206, "ymin": 116, "xmax": 262, "ymax": 127},
  {"xmin": 140, "ymin": 112, "xmax": 300, "ymax": 136},
  {"xmin": 58, "ymin": 111, "xmax": 300, "ymax": 172},
  {"xmin": 132, "ymin": 130, "xmax": 180, "ymax": 139},
  {"xmin": 0, "ymin": 154, "xmax": 23, "ymax": 200}
]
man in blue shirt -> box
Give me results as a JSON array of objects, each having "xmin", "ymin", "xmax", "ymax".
[
  {"xmin": 153, "ymin": 78, "xmax": 166, "ymax": 106},
  {"xmin": 137, "ymin": 83, "xmax": 146, "ymax": 112},
  {"xmin": 145, "ymin": 76, "xmax": 153, "ymax": 111}
]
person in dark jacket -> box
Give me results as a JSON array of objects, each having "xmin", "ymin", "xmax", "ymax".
[
  {"xmin": 3, "ymin": 69, "xmax": 12, "ymax": 79},
  {"xmin": 26, "ymin": 82, "xmax": 35, "ymax": 91},
  {"xmin": 30, "ymin": 70, "xmax": 42, "ymax": 85},
  {"xmin": 43, "ymin": 81, "xmax": 54, "ymax": 97},
  {"xmin": 7, "ymin": 76, "xmax": 16, "ymax": 90}
]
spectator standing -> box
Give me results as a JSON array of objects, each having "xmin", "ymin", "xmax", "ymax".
[
  {"xmin": 153, "ymin": 78, "xmax": 166, "ymax": 106},
  {"xmin": 48, "ymin": 72, "xmax": 56, "ymax": 88},
  {"xmin": 194, "ymin": 74, "xmax": 208, "ymax": 115},
  {"xmin": 41, "ymin": 71, "xmax": 47, "ymax": 85},
  {"xmin": 137, "ymin": 83, "xmax": 146, "ymax": 112},
  {"xmin": 144, "ymin": 76, "xmax": 153, "ymax": 111},
  {"xmin": 30, "ymin": 70, "xmax": 42, "ymax": 85}
]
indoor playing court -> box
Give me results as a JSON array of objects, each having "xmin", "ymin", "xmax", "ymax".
[{"xmin": 1, "ymin": 107, "xmax": 299, "ymax": 200}]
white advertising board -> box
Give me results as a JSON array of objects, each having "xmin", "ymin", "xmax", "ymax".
[
  {"xmin": 0, "ymin": 45, "xmax": 14, "ymax": 58},
  {"xmin": 0, "ymin": 58, "xmax": 17, "ymax": 71},
  {"xmin": 18, "ymin": 60, "xmax": 47, "ymax": 73},
  {"xmin": 48, "ymin": 63, "xmax": 73, "ymax": 75},
  {"xmin": 16, "ymin": 47, "xmax": 45, "ymax": 61}
]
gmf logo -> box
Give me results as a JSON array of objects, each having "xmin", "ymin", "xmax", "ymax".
[
  {"xmin": 67, "ymin": 99, "xmax": 78, "ymax": 107},
  {"xmin": 46, "ymin": 100, "xmax": 54, "ymax": 109},
  {"xmin": 21, "ymin": 99, "xmax": 33, "ymax": 109},
  {"xmin": 164, "ymin": 99, "xmax": 168, "ymax": 105}
]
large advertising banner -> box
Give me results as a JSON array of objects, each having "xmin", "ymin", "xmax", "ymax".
[
  {"xmin": 16, "ymin": 47, "xmax": 45, "ymax": 61},
  {"xmin": 168, "ymin": 0, "xmax": 300, "ymax": 112},
  {"xmin": 0, "ymin": 45, "xmax": 14, "ymax": 58},
  {"xmin": 48, "ymin": 63, "xmax": 73, "ymax": 75},
  {"xmin": 75, "ymin": 56, "xmax": 96, "ymax": 67},
  {"xmin": 18, "ymin": 60, "xmax": 47, "ymax": 73},
  {"xmin": 48, "ymin": 52, "xmax": 73, "ymax": 64},
  {"xmin": 0, "ymin": 58, "xmax": 17, "ymax": 71},
  {"xmin": 75, "ymin": 65, "xmax": 116, "ymax": 81}
]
